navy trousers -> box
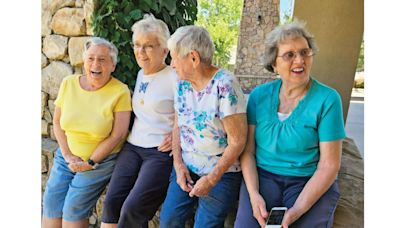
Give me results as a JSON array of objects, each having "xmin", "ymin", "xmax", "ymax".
[
  {"xmin": 234, "ymin": 168, "xmax": 340, "ymax": 228},
  {"xmin": 102, "ymin": 142, "xmax": 172, "ymax": 228}
]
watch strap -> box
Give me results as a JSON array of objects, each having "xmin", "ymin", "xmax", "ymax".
[{"xmin": 87, "ymin": 159, "xmax": 98, "ymax": 169}]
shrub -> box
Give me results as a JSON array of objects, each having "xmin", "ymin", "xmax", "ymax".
[{"xmin": 92, "ymin": 0, "xmax": 197, "ymax": 89}]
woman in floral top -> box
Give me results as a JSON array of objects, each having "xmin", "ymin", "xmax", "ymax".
[{"xmin": 159, "ymin": 25, "xmax": 248, "ymax": 228}]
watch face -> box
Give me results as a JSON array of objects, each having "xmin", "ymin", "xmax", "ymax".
[{"xmin": 88, "ymin": 159, "xmax": 95, "ymax": 166}]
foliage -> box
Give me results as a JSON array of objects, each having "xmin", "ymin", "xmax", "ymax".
[
  {"xmin": 280, "ymin": 0, "xmax": 294, "ymax": 24},
  {"xmin": 356, "ymin": 39, "xmax": 364, "ymax": 72},
  {"xmin": 195, "ymin": 0, "xmax": 244, "ymax": 69},
  {"xmin": 280, "ymin": 11, "xmax": 293, "ymax": 24},
  {"xmin": 91, "ymin": 0, "xmax": 197, "ymax": 89}
]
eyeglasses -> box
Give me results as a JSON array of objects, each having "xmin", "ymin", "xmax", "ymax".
[
  {"xmin": 131, "ymin": 42, "xmax": 159, "ymax": 52},
  {"xmin": 277, "ymin": 48, "xmax": 315, "ymax": 62}
]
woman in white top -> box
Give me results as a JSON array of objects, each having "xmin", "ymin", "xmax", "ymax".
[{"xmin": 101, "ymin": 14, "xmax": 177, "ymax": 228}]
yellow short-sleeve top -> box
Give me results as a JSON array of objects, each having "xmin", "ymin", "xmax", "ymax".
[{"xmin": 54, "ymin": 75, "xmax": 132, "ymax": 160}]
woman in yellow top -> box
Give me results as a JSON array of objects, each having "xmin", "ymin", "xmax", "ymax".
[{"xmin": 42, "ymin": 37, "xmax": 132, "ymax": 228}]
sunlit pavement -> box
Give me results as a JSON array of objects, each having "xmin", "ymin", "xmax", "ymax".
[{"xmin": 345, "ymin": 88, "xmax": 364, "ymax": 158}]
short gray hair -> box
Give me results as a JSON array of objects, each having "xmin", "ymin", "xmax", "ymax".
[
  {"xmin": 83, "ymin": 37, "xmax": 119, "ymax": 65},
  {"xmin": 131, "ymin": 14, "xmax": 170, "ymax": 48},
  {"xmin": 264, "ymin": 20, "xmax": 318, "ymax": 72},
  {"xmin": 168, "ymin": 25, "xmax": 215, "ymax": 65}
]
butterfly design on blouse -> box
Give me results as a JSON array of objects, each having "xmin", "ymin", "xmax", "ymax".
[{"xmin": 139, "ymin": 82, "xmax": 149, "ymax": 93}]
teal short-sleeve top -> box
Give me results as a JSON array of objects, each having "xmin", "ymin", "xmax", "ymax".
[{"xmin": 247, "ymin": 78, "xmax": 346, "ymax": 177}]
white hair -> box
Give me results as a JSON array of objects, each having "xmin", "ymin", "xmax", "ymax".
[
  {"xmin": 131, "ymin": 14, "xmax": 170, "ymax": 48},
  {"xmin": 168, "ymin": 25, "xmax": 215, "ymax": 65},
  {"xmin": 83, "ymin": 37, "xmax": 119, "ymax": 65}
]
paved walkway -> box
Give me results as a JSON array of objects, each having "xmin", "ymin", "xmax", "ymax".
[{"xmin": 345, "ymin": 88, "xmax": 364, "ymax": 158}]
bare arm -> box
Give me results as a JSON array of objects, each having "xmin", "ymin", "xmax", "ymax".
[
  {"xmin": 69, "ymin": 111, "xmax": 131, "ymax": 172},
  {"xmin": 282, "ymin": 140, "xmax": 342, "ymax": 227},
  {"xmin": 240, "ymin": 125, "xmax": 268, "ymax": 227},
  {"xmin": 53, "ymin": 106, "xmax": 82, "ymax": 164},
  {"xmin": 189, "ymin": 113, "xmax": 247, "ymax": 197}
]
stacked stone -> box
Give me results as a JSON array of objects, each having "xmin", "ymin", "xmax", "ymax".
[
  {"xmin": 234, "ymin": 0, "xmax": 280, "ymax": 92},
  {"xmin": 41, "ymin": 0, "xmax": 94, "ymax": 139}
]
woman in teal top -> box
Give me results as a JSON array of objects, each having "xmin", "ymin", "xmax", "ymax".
[{"xmin": 234, "ymin": 21, "xmax": 346, "ymax": 228}]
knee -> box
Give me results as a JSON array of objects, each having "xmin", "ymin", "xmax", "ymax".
[
  {"xmin": 159, "ymin": 206, "xmax": 183, "ymax": 228},
  {"xmin": 62, "ymin": 203, "xmax": 89, "ymax": 221},
  {"xmin": 119, "ymin": 197, "xmax": 145, "ymax": 219},
  {"xmin": 103, "ymin": 194, "xmax": 124, "ymax": 213}
]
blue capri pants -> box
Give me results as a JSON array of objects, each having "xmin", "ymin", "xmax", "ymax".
[
  {"xmin": 42, "ymin": 148, "xmax": 117, "ymax": 221},
  {"xmin": 234, "ymin": 168, "xmax": 340, "ymax": 228}
]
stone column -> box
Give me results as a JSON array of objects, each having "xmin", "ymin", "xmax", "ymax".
[{"xmin": 234, "ymin": 0, "xmax": 280, "ymax": 93}]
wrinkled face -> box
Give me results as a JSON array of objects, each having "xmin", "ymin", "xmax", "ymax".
[
  {"xmin": 83, "ymin": 45, "xmax": 116, "ymax": 85},
  {"xmin": 133, "ymin": 32, "xmax": 167, "ymax": 74},
  {"xmin": 273, "ymin": 37, "xmax": 313, "ymax": 86},
  {"xmin": 170, "ymin": 50, "xmax": 194, "ymax": 81}
]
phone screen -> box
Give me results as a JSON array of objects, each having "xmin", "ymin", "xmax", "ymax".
[{"xmin": 266, "ymin": 209, "xmax": 286, "ymax": 225}]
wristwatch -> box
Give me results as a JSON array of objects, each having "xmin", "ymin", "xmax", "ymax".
[{"xmin": 87, "ymin": 159, "xmax": 99, "ymax": 169}]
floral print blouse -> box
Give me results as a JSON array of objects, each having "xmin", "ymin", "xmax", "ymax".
[{"xmin": 174, "ymin": 69, "xmax": 246, "ymax": 175}]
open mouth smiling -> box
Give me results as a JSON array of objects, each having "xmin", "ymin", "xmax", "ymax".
[
  {"xmin": 91, "ymin": 70, "xmax": 102, "ymax": 76},
  {"xmin": 291, "ymin": 67, "xmax": 304, "ymax": 74}
]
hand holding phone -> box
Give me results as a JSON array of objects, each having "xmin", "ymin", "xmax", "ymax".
[{"xmin": 265, "ymin": 207, "xmax": 287, "ymax": 228}]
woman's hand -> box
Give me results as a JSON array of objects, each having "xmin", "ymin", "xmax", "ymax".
[
  {"xmin": 175, "ymin": 162, "xmax": 194, "ymax": 192},
  {"xmin": 68, "ymin": 161, "xmax": 94, "ymax": 173},
  {"xmin": 158, "ymin": 132, "xmax": 172, "ymax": 152},
  {"xmin": 63, "ymin": 153, "xmax": 83, "ymax": 164},
  {"xmin": 189, "ymin": 175, "xmax": 214, "ymax": 197},
  {"xmin": 249, "ymin": 192, "xmax": 268, "ymax": 227},
  {"xmin": 281, "ymin": 207, "xmax": 302, "ymax": 228}
]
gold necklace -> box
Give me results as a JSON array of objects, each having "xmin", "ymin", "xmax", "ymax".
[
  {"xmin": 138, "ymin": 76, "xmax": 156, "ymax": 106},
  {"xmin": 138, "ymin": 65, "xmax": 167, "ymax": 105}
]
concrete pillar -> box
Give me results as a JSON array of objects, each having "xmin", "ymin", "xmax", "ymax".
[{"xmin": 293, "ymin": 0, "xmax": 364, "ymax": 122}]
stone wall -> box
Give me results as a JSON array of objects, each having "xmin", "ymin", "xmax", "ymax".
[
  {"xmin": 234, "ymin": 0, "xmax": 280, "ymax": 92},
  {"xmin": 41, "ymin": 0, "xmax": 94, "ymax": 140}
]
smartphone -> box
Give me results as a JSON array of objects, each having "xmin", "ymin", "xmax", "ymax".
[{"xmin": 265, "ymin": 207, "xmax": 287, "ymax": 228}]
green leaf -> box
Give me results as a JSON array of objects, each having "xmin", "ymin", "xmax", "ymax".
[
  {"xmin": 129, "ymin": 9, "xmax": 143, "ymax": 21},
  {"xmin": 161, "ymin": 0, "xmax": 176, "ymax": 14},
  {"xmin": 138, "ymin": 1, "xmax": 150, "ymax": 12}
]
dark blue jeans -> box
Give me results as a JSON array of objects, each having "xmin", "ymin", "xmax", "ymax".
[
  {"xmin": 234, "ymin": 168, "xmax": 340, "ymax": 228},
  {"xmin": 160, "ymin": 169, "xmax": 242, "ymax": 228},
  {"xmin": 101, "ymin": 142, "xmax": 172, "ymax": 228}
]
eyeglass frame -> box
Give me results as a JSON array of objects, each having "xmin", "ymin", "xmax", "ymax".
[
  {"xmin": 130, "ymin": 42, "xmax": 160, "ymax": 53},
  {"xmin": 276, "ymin": 48, "xmax": 315, "ymax": 62}
]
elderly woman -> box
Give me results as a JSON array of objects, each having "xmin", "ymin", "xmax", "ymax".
[
  {"xmin": 42, "ymin": 37, "xmax": 132, "ymax": 228},
  {"xmin": 159, "ymin": 25, "xmax": 248, "ymax": 228},
  {"xmin": 100, "ymin": 14, "xmax": 176, "ymax": 228},
  {"xmin": 234, "ymin": 21, "xmax": 346, "ymax": 228}
]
